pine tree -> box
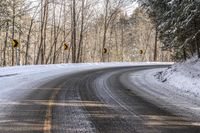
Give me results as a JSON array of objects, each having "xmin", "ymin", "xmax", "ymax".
[{"xmin": 140, "ymin": 0, "xmax": 200, "ymax": 60}]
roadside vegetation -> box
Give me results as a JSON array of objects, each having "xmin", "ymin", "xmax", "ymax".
[
  {"xmin": 140, "ymin": 0, "xmax": 200, "ymax": 61},
  {"xmin": 1, "ymin": 0, "xmax": 198, "ymax": 66},
  {"xmin": 0, "ymin": 0, "xmax": 171, "ymax": 66}
]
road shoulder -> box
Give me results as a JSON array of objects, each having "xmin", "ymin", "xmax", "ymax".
[{"xmin": 123, "ymin": 68, "xmax": 200, "ymax": 121}]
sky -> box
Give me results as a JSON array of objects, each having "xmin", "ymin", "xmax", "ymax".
[
  {"xmin": 125, "ymin": 1, "xmax": 139, "ymax": 16},
  {"xmin": 28, "ymin": 0, "xmax": 139, "ymax": 18}
]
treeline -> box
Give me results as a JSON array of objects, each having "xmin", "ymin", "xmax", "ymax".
[
  {"xmin": 0, "ymin": 0, "xmax": 171, "ymax": 66},
  {"xmin": 140, "ymin": 0, "xmax": 200, "ymax": 61}
]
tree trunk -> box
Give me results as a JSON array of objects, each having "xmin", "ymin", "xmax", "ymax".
[
  {"xmin": 36, "ymin": 0, "xmax": 48, "ymax": 64},
  {"xmin": 114, "ymin": 28, "xmax": 119, "ymax": 61},
  {"xmin": 194, "ymin": 19, "xmax": 200, "ymax": 58},
  {"xmin": 25, "ymin": 19, "xmax": 34, "ymax": 65},
  {"xmin": 12, "ymin": 0, "xmax": 16, "ymax": 66},
  {"xmin": 102, "ymin": 0, "xmax": 109, "ymax": 62},
  {"xmin": 3, "ymin": 21, "xmax": 9, "ymax": 66},
  {"xmin": 121, "ymin": 22, "xmax": 124, "ymax": 62},
  {"xmin": 52, "ymin": 1, "xmax": 63, "ymax": 64},
  {"xmin": 52, "ymin": 1, "xmax": 57, "ymax": 64},
  {"xmin": 183, "ymin": 47, "xmax": 187, "ymax": 61},
  {"xmin": 18, "ymin": 17, "xmax": 22, "ymax": 65},
  {"xmin": 63, "ymin": 1, "xmax": 67, "ymax": 63},
  {"xmin": 43, "ymin": 2, "xmax": 49, "ymax": 64},
  {"xmin": 77, "ymin": 0, "xmax": 85, "ymax": 63},
  {"xmin": 71, "ymin": 0, "xmax": 77, "ymax": 63},
  {"xmin": 154, "ymin": 25, "xmax": 158, "ymax": 61}
]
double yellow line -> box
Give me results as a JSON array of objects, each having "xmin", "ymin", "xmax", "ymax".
[{"xmin": 43, "ymin": 87, "xmax": 61, "ymax": 133}]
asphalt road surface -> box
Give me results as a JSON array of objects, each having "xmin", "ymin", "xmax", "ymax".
[{"xmin": 0, "ymin": 66, "xmax": 200, "ymax": 133}]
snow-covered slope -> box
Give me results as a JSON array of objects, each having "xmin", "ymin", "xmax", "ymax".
[
  {"xmin": 127, "ymin": 58, "xmax": 200, "ymax": 120},
  {"xmin": 156, "ymin": 57, "xmax": 200, "ymax": 97}
]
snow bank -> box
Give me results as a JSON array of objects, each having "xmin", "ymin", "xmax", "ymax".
[
  {"xmin": 127, "ymin": 59, "xmax": 200, "ymax": 120},
  {"xmin": 156, "ymin": 57, "xmax": 200, "ymax": 97}
]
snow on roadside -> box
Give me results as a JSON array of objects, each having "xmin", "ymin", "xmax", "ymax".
[
  {"xmin": 127, "ymin": 57, "xmax": 200, "ymax": 120},
  {"xmin": 155, "ymin": 56, "xmax": 200, "ymax": 98},
  {"xmin": 127, "ymin": 69, "xmax": 200, "ymax": 121}
]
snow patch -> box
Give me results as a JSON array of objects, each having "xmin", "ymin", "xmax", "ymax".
[
  {"xmin": 156, "ymin": 56, "xmax": 200, "ymax": 97},
  {"xmin": 127, "ymin": 57, "xmax": 200, "ymax": 120},
  {"xmin": 128, "ymin": 66, "xmax": 200, "ymax": 121}
]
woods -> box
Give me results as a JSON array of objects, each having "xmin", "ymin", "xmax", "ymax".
[
  {"xmin": 0, "ymin": 0, "xmax": 171, "ymax": 66},
  {"xmin": 140, "ymin": 0, "xmax": 200, "ymax": 61}
]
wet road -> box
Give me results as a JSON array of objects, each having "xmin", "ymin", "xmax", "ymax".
[{"xmin": 0, "ymin": 66, "xmax": 200, "ymax": 133}]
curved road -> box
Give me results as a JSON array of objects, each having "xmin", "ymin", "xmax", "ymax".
[{"xmin": 0, "ymin": 66, "xmax": 200, "ymax": 133}]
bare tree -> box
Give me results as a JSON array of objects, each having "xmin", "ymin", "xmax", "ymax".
[
  {"xmin": 36, "ymin": 0, "xmax": 49, "ymax": 64},
  {"xmin": 101, "ymin": 0, "xmax": 123, "ymax": 62},
  {"xmin": 25, "ymin": 3, "xmax": 40, "ymax": 65},
  {"xmin": 71, "ymin": 0, "xmax": 77, "ymax": 63}
]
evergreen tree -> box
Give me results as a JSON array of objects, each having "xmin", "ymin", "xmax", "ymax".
[{"xmin": 140, "ymin": 0, "xmax": 200, "ymax": 60}]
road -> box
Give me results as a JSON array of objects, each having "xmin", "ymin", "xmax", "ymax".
[{"xmin": 0, "ymin": 66, "xmax": 200, "ymax": 133}]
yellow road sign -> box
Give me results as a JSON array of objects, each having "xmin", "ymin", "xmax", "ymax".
[
  {"xmin": 139, "ymin": 50, "xmax": 144, "ymax": 55},
  {"xmin": 12, "ymin": 39, "xmax": 19, "ymax": 48},
  {"xmin": 103, "ymin": 48, "xmax": 108, "ymax": 54},
  {"xmin": 64, "ymin": 43, "xmax": 69, "ymax": 50}
]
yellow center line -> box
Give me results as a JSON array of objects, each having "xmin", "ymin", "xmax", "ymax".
[{"xmin": 43, "ymin": 87, "xmax": 61, "ymax": 133}]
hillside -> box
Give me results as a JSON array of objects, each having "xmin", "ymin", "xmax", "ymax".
[{"xmin": 156, "ymin": 56, "xmax": 200, "ymax": 97}]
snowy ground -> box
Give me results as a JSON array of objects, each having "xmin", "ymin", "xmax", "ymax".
[
  {"xmin": 156, "ymin": 57, "xmax": 200, "ymax": 97},
  {"xmin": 128, "ymin": 57, "xmax": 200, "ymax": 120}
]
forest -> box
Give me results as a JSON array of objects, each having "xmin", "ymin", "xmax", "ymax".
[
  {"xmin": 141, "ymin": 0, "xmax": 200, "ymax": 61},
  {"xmin": 2, "ymin": 0, "xmax": 198, "ymax": 66}
]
